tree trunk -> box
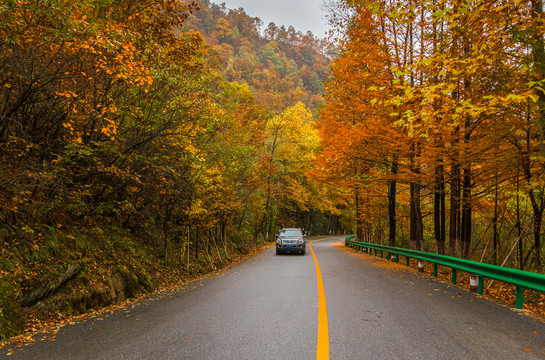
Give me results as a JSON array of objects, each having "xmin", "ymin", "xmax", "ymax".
[
  {"xmin": 493, "ymin": 180, "xmax": 499, "ymax": 265},
  {"xmin": 21, "ymin": 265, "xmax": 81, "ymax": 307},
  {"xmin": 449, "ymin": 161, "xmax": 460, "ymax": 257},
  {"xmin": 410, "ymin": 143, "xmax": 424, "ymax": 251},
  {"xmin": 410, "ymin": 182, "xmax": 424, "ymax": 251},
  {"xmin": 388, "ymin": 156, "xmax": 398, "ymax": 247},
  {"xmin": 355, "ymin": 182, "xmax": 364, "ymax": 241},
  {"xmin": 516, "ymin": 173, "xmax": 523, "ymax": 270},
  {"xmin": 264, "ymin": 192, "xmax": 271, "ymax": 242},
  {"xmin": 195, "ymin": 226, "xmax": 199, "ymax": 260},
  {"xmin": 460, "ymin": 165, "xmax": 472, "ymax": 259},
  {"xmin": 531, "ymin": 0, "xmax": 545, "ymax": 273},
  {"xmin": 221, "ymin": 220, "xmax": 229, "ymax": 261},
  {"xmin": 186, "ymin": 224, "xmax": 190, "ymax": 272},
  {"xmin": 434, "ymin": 159, "xmax": 446, "ymax": 255},
  {"xmin": 305, "ymin": 211, "xmax": 315, "ymax": 236},
  {"xmin": 529, "ymin": 191, "xmax": 544, "ymax": 273},
  {"xmin": 163, "ymin": 218, "xmax": 168, "ymax": 265}
]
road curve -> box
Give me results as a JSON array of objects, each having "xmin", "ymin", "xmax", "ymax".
[{"xmin": 2, "ymin": 236, "xmax": 544, "ymax": 359}]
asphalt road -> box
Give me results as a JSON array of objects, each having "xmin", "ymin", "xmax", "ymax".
[{"xmin": 2, "ymin": 236, "xmax": 545, "ymax": 359}]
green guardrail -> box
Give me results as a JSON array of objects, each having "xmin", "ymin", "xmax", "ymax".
[{"xmin": 345, "ymin": 236, "xmax": 545, "ymax": 309}]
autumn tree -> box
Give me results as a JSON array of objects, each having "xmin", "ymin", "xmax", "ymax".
[
  {"xmin": 256, "ymin": 102, "xmax": 323, "ymax": 239},
  {"xmin": 322, "ymin": 0, "xmax": 545, "ymax": 272}
]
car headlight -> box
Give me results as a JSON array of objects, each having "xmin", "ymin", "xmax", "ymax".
[{"xmin": 298, "ymin": 238, "xmax": 304, "ymax": 244}]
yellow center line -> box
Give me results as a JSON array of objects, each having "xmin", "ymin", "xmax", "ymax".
[{"xmin": 309, "ymin": 240, "xmax": 329, "ymax": 360}]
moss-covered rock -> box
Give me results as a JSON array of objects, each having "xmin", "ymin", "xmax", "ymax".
[
  {"xmin": 119, "ymin": 265, "xmax": 154, "ymax": 298},
  {"xmin": 0, "ymin": 277, "xmax": 23, "ymax": 341}
]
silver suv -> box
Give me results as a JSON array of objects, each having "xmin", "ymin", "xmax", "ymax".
[{"xmin": 275, "ymin": 228, "xmax": 306, "ymax": 255}]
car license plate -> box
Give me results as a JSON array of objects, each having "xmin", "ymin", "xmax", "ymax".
[{"xmin": 286, "ymin": 244, "xmax": 294, "ymax": 247}]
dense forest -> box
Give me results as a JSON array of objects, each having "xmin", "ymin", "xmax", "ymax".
[
  {"xmin": 185, "ymin": 0, "xmax": 332, "ymax": 114},
  {"xmin": 320, "ymin": 0, "xmax": 545, "ymax": 276},
  {"xmin": 0, "ymin": 0, "xmax": 343, "ymax": 339}
]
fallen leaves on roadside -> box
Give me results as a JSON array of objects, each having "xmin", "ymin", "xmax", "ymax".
[
  {"xmin": 341, "ymin": 242, "xmax": 545, "ymax": 317},
  {"xmin": 1, "ymin": 243, "xmax": 274, "ymax": 352}
]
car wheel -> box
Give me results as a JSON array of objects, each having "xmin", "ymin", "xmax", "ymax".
[
  {"xmin": 301, "ymin": 249, "xmax": 306, "ymax": 255},
  {"xmin": 276, "ymin": 248, "xmax": 281, "ymax": 255}
]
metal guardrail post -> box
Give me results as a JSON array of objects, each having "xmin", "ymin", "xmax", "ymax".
[
  {"xmin": 515, "ymin": 286, "xmax": 524, "ymax": 309},
  {"xmin": 469, "ymin": 275, "xmax": 479, "ymax": 292}
]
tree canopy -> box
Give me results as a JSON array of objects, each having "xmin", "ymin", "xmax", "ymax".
[
  {"xmin": 318, "ymin": 0, "xmax": 545, "ymax": 273},
  {"xmin": 0, "ymin": 2, "xmax": 348, "ymax": 338}
]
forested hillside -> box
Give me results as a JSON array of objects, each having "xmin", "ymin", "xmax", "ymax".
[
  {"xmin": 185, "ymin": 0, "xmax": 332, "ymax": 114},
  {"xmin": 0, "ymin": 0, "xmax": 342, "ymax": 340}
]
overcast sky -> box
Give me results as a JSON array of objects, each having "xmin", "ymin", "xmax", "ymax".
[{"xmin": 218, "ymin": 0, "xmax": 330, "ymax": 38}]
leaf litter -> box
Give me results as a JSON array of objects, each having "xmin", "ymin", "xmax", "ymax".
[{"xmin": 338, "ymin": 242, "xmax": 545, "ymax": 318}]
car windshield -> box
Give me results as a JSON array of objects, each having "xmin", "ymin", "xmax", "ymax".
[{"xmin": 280, "ymin": 229, "xmax": 302, "ymax": 237}]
